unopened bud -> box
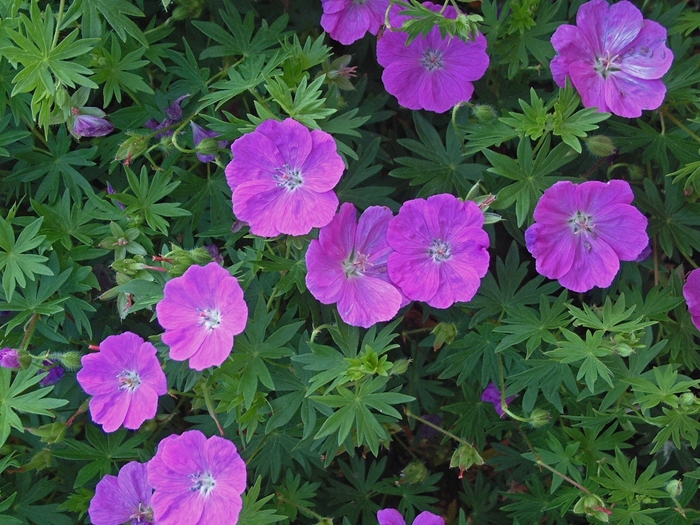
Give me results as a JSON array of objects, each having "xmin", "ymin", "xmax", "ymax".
[
  {"xmin": 27, "ymin": 422, "xmax": 66, "ymax": 444},
  {"xmin": 679, "ymin": 393, "xmax": 696, "ymax": 406},
  {"xmin": 628, "ymin": 164, "xmax": 645, "ymax": 180},
  {"xmin": 55, "ymin": 351, "xmax": 82, "ymax": 370},
  {"xmin": 584, "ymin": 135, "xmax": 616, "ymax": 157},
  {"xmin": 315, "ymin": 519, "xmax": 333, "ymax": 525},
  {"xmin": 450, "ymin": 443, "xmax": 484, "ymax": 478},
  {"xmin": 528, "ymin": 408, "xmax": 550, "ymax": 428},
  {"xmin": 389, "ymin": 358, "xmax": 411, "ymax": 376},
  {"xmin": 164, "ymin": 246, "xmax": 214, "ymax": 277},
  {"xmin": 472, "ymin": 104, "xmax": 498, "ymax": 123},
  {"xmin": 399, "ymin": 461, "xmax": 428, "ymax": 485},
  {"xmin": 666, "ymin": 479, "xmax": 683, "ymax": 498}
]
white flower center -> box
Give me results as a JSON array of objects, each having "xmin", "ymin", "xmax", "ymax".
[
  {"xmin": 190, "ymin": 471, "xmax": 216, "ymax": 497},
  {"xmin": 342, "ymin": 251, "xmax": 372, "ymax": 278},
  {"xmin": 274, "ymin": 164, "xmax": 303, "ymax": 191},
  {"xmin": 569, "ymin": 210, "xmax": 595, "ymax": 235},
  {"xmin": 130, "ymin": 503, "xmax": 154, "ymax": 523},
  {"xmin": 421, "ymin": 49, "xmax": 444, "ymax": 72},
  {"xmin": 197, "ymin": 308, "xmax": 222, "ymax": 330},
  {"xmin": 429, "ymin": 239, "xmax": 452, "ymax": 262},
  {"xmin": 594, "ymin": 51, "xmax": 621, "ymax": 78},
  {"xmin": 117, "ymin": 370, "xmax": 141, "ymax": 391}
]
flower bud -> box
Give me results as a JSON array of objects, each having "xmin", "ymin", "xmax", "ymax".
[
  {"xmin": 573, "ymin": 494, "xmax": 610, "ymax": 522},
  {"xmin": 72, "ymin": 113, "xmax": 115, "ymax": 139},
  {"xmin": 528, "ymin": 408, "xmax": 550, "ymax": 428},
  {"xmin": 27, "ymin": 422, "xmax": 66, "ymax": 444},
  {"xmin": 431, "ymin": 322, "xmax": 457, "ymax": 350},
  {"xmin": 163, "ymin": 246, "xmax": 215, "ymax": 277},
  {"xmin": 679, "ymin": 392, "xmax": 696, "ymax": 406},
  {"xmin": 315, "ymin": 519, "xmax": 333, "ymax": 525},
  {"xmin": 450, "ymin": 443, "xmax": 484, "ymax": 478},
  {"xmin": 115, "ymin": 133, "xmax": 149, "ymax": 166},
  {"xmin": 472, "ymin": 104, "xmax": 498, "ymax": 122},
  {"xmin": 389, "ymin": 358, "xmax": 411, "ymax": 376},
  {"xmin": 584, "ymin": 135, "xmax": 616, "ymax": 157},
  {"xmin": 55, "ymin": 352, "xmax": 82, "ymax": 370},
  {"xmin": 666, "ymin": 479, "xmax": 682, "ymax": 498},
  {"xmin": 0, "ymin": 348, "xmax": 21, "ymax": 369},
  {"xmin": 398, "ymin": 460, "xmax": 428, "ymax": 485}
]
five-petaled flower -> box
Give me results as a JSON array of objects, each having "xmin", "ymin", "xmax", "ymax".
[
  {"xmin": 550, "ymin": 0, "xmax": 673, "ymax": 117},
  {"xmin": 321, "ymin": 0, "xmax": 389, "ymax": 45},
  {"xmin": 376, "ymin": 2, "xmax": 489, "ymax": 113},
  {"xmin": 525, "ymin": 180, "xmax": 648, "ymax": 293},
  {"xmin": 481, "ymin": 382, "xmax": 515, "ymax": 418},
  {"xmin": 89, "ymin": 461, "xmax": 155, "ymax": 525},
  {"xmin": 378, "ymin": 508, "xmax": 444, "ymax": 525},
  {"xmin": 156, "ymin": 262, "xmax": 248, "ymax": 371},
  {"xmin": 147, "ymin": 430, "xmax": 247, "ymax": 525},
  {"xmin": 77, "ymin": 332, "xmax": 167, "ymax": 433},
  {"xmin": 387, "ymin": 194, "xmax": 490, "ymax": 309},
  {"xmin": 225, "ymin": 118, "xmax": 345, "ymax": 237},
  {"xmin": 683, "ymin": 269, "xmax": 700, "ymax": 332},
  {"xmin": 306, "ymin": 202, "xmax": 404, "ymax": 328}
]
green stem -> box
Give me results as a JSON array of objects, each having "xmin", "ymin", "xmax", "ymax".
[
  {"xmin": 310, "ymin": 324, "xmax": 332, "ymax": 343},
  {"xmin": 536, "ymin": 459, "xmax": 591, "ymax": 495},
  {"xmin": 201, "ymin": 377, "xmax": 225, "ymax": 436},
  {"xmin": 19, "ymin": 314, "xmax": 39, "ymax": 352},
  {"xmin": 405, "ymin": 409, "xmax": 468, "ymax": 445},
  {"xmin": 52, "ymin": 0, "xmax": 66, "ymax": 49},
  {"xmin": 663, "ymin": 110, "xmax": 700, "ymax": 145}
]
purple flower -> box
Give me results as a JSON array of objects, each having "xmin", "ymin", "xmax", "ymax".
[
  {"xmin": 39, "ymin": 360, "xmax": 65, "ymax": 387},
  {"xmin": 204, "ymin": 244, "xmax": 224, "ymax": 265},
  {"xmin": 524, "ymin": 180, "xmax": 648, "ymax": 293},
  {"xmin": 225, "ymin": 118, "xmax": 344, "ymax": 237},
  {"xmin": 71, "ymin": 110, "xmax": 115, "ymax": 139},
  {"xmin": 321, "ymin": 0, "xmax": 389, "ymax": 45},
  {"xmin": 107, "ymin": 182, "xmax": 126, "ymax": 211},
  {"xmin": 0, "ymin": 348, "xmax": 20, "ymax": 369},
  {"xmin": 387, "ymin": 194, "xmax": 490, "ymax": 309},
  {"xmin": 89, "ymin": 461, "xmax": 154, "ymax": 525},
  {"xmin": 481, "ymin": 382, "xmax": 515, "ymax": 418},
  {"xmin": 306, "ymin": 203, "xmax": 403, "ymax": 328},
  {"xmin": 378, "ymin": 508, "xmax": 444, "ymax": 525},
  {"xmin": 144, "ymin": 94, "xmax": 190, "ymax": 138},
  {"xmin": 683, "ymin": 269, "xmax": 700, "ymax": 332},
  {"xmin": 550, "ymin": 0, "xmax": 673, "ymax": 118},
  {"xmin": 76, "ymin": 332, "xmax": 167, "ymax": 433},
  {"xmin": 376, "ymin": 2, "xmax": 489, "ymax": 113},
  {"xmin": 155, "ymin": 262, "xmax": 248, "ymax": 371},
  {"xmin": 147, "ymin": 430, "xmax": 247, "ymax": 525},
  {"xmin": 191, "ymin": 122, "xmax": 228, "ymax": 163}
]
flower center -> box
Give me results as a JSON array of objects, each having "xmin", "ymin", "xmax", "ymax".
[
  {"xmin": 428, "ymin": 239, "xmax": 452, "ymax": 262},
  {"xmin": 274, "ymin": 164, "xmax": 304, "ymax": 191},
  {"xmin": 420, "ymin": 49, "xmax": 444, "ymax": 72},
  {"xmin": 342, "ymin": 251, "xmax": 372, "ymax": 278},
  {"xmin": 190, "ymin": 471, "xmax": 216, "ymax": 497},
  {"xmin": 197, "ymin": 308, "xmax": 222, "ymax": 330},
  {"xmin": 117, "ymin": 370, "xmax": 141, "ymax": 391},
  {"xmin": 593, "ymin": 51, "xmax": 621, "ymax": 78},
  {"xmin": 569, "ymin": 210, "xmax": 595, "ymax": 235},
  {"xmin": 130, "ymin": 503, "xmax": 154, "ymax": 523}
]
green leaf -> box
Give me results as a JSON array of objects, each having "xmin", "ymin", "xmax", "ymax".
[
  {"xmin": 546, "ymin": 329, "xmax": 614, "ymax": 393},
  {"xmin": 92, "ymin": 35, "xmax": 153, "ymax": 106},
  {"xmin": 567, "ymin": 294, "xmax": 657, "ymax": 334},
  {"xmin": 595, "ymin": 450, "xmax": 676, "ymax": 503},
  {"xmin": 238, "ymin": 477, "xmax": 286, "ymax": 525}
]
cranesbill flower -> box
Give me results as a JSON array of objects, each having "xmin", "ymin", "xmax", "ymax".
[
  {"xmin": 156, "ymin": 262, "xmax": 248, "ymax": 371},
  {"xmin": 525, "ymin": 180, "xmax": 648, "ymax": 293},
  {"xmin": 225, "ymin": 118, "xmax": 344, "ymax": 237},
  {"xmin": 71, "ymin": 109, "xmax": 115, "ymax": 139},
  {"xmin": 144, "ymin": 94, "xmax": 190, "ymax": 138},
  {"xmin": 147, "ymin": 430, "xmax": 247, "ymax": 525},
  {"xmin": 387, "ymin": 194, "xmax": 490, "ymax": 309},
  {"xmin": 190, "ymin": 122, "xmax": 227, "ymax": 163},
  {"xmin": 0, "ymin": 348, "xmax": 20, "ymax": 369},
  {"xmin": 550, "ymin": 0, "xmax": 673, "ymax": 118},
  {"xmin": 306, "ymin": 203, "xmax": 403, "ymax": 328},
  {"xmin": 321, "ymin": 0, "xmax": 389, "ymax": 45},
  {"xmin": 89, "ymin": 461, "xmax": 154, "ymax": 525},
  {"xmin": 376, "ymin": 2, "xmax": 489, "ymax": 113},
  {"xmin": 481, "ymin": 382, "xmax": 515, "ymax": 418},
  {"xmin": 683, "ymin": 269, "xmax": 700, "ymax": 332},
  {"xmin": 76, "ymin": 332, "xmax": 167, "ymax": 433},
  {"xmin": 378, "ymin": 508, "xmax": 444, "ymax": 525},
  {"xmin": 39, "ymin": 360, "xmax": 65, "ymax": 387}
]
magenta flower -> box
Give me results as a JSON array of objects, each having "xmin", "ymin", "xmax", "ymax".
[
  {"xmin": 71, "ymin": 110, "xmax": 115, "ymax": 139},
  {"xmin": 225, "ymin": 118, "xmax": 344, "ymax": 237},
  {"xmin": 144, "ymin": 94, "xmax": 190, "ymax": 138},
  {"xmin": 306, "ymin": 203, "xmax": 403, "ymax": 328},
  {"xmin": 321, "ymin": 0, "xmax": 389, "ymax": 45},
  {"xmin": 481, "ymin": 382, "xmax": 515, "ymax": 418},
  {"xmin": 76, "ymin": 332, "xmax": 167, "ymax": 433},
  {"xmin": 550, "ymin": 0, "xmax": 673, "ymax": 118},
  {"xmin": 190, "ymin": 122, "xmax": 227, "ymax": 163},
  {"xmin": 89, "ymin": 461, "xmax": 154, "ymax": 525},
  {"xmin": 378, "ymin": 508, "xmax": 444, "ymax": 525},
  {"xmin": 156, "ymin": 262, "xmax": 248, "ymax": 371},
  {"xmin": 525, "ymin": 180, "xmax": 648, "ymax": 293},
  {"xmin": 683, "ymin": 269, "xmax": 700, "ymax": 332},
  {"xmin": 387, "ymin": 194, "xmax": 490, "ymax": 309},
  {"xmin": 147, "ymin": 430, "xmax": 247, "ymax": 525},
  {"xmin": 0, "ymin": 348, "xmax": 20, "ymax": 369},
  {"xmin": 376, "ymin": 2, "xmax": 489, "ymax": 113}
]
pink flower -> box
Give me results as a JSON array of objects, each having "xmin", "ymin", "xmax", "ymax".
[
  {"xmin": 481, "ymin": 382, "xmax": 515, "ymax": 418},
  {"xmin": 147, "ymin": 430, "xmax": 247, "ymax": 525},
  {"xmin": 76, "ymin": 332, "xmax": 167, "ymax": 433},
  {"xmin": 321, "ymin": 0, "xmax": 389, "ymax": 45},
  {"xmin": 225, "ymin": 119, "xmax": 344, "ymax": 237},
  {"xmin": 0, "ymin": 348, "xmax": 20, "ymax": 369},
  {"xmin": 387, "ymin": 194, "xmax": 490, "ymax": 309},
  {"xmin": 550, "ymin": 0, "xmax": 673, "ymax": 118},
  {"xmin": 306, "ymin": 203, "xmax": 403, "ymax": 328},
  {"xmin": 89, "ymin": 461, "xmax": 154, "ymax": 525},
  {"xmin": 378, "ymin": 508, "xmax": 444, "ymax": 525},
  {"xmin": 683, "ymin": 269, "xmax": 700, "ymax": 331},
  {"xmin": 376, "ymin": 2, "xmax": 489, "ymax": 113},
  {"xmin": 156, "ymin": 262, "xmax": 248, "ymax": 371},
  {"xmin": 525, "ymin": 180, "xmax": 648, "ymax": 293}
]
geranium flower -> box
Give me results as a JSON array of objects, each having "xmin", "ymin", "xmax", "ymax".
[
  {"xmin": 387, "ymin": 194, "xmax": 490, "ymax": 309},
  {"xmin": 378, "ymin": 508, "xmax": 444, "ymax": 525},
  {"xmin": 147, "ymin": 430, "xmax": 247, "ymax": 525},
  {"xmin": 683, "ymin": 269, "xmax": 700, "ymax": 331},
  {"xmin": 225, "ymin": 118, "xmax": 344, "ymax": 237},
  {"xmin": 0, "ymin": 348, "xmax": 20, "ymax": 369},
  {"xmin": 306, "ymin": 203, "xmax": 403, "ymax": 328},
  {"xmin": 190, "ymin": 122, "xmax": 227, "ymax": 163},
  {"xmin": 71, "ymin": 108, "xmax": 115, "ymax": 139},
  {"xmin": 76, "ymin": 332, "xmax": 167, "ymax": 433},
  {"xmin": 376, "ymin": 2, "xmax": 489, "ymax": 113},
  {"xmin": 481, "ymin": 382, "xmax": 515, "ymax": 418},
  {"xmin": 321, "ymin": 0, "xmax": 389, "ymax": 45},
  {"xmin": 550, "ymin": 0, "xmax": 673, "ymax": 118},
  {"xmin": 144, "ymin": 94, "xmax": 190, "ymax": 138},
  {"xmin": 525, "ymin": 180, "xmax": 648, "ymax": 293},
  {"xmin": 39, "ymin": 360, "xmax": 65, "ymax": 387},
  {"xmin": 155, "ymin": 262, "xmax": 248, "ymax": 371},
  {"xmin": 89, "ymin": 461, "xmax": 154, "ymax": 525}
]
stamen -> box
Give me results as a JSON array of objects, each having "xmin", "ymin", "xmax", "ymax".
[{"xmin": 428, "ymin": 239, "xmax": 452, "ymax": 262}]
